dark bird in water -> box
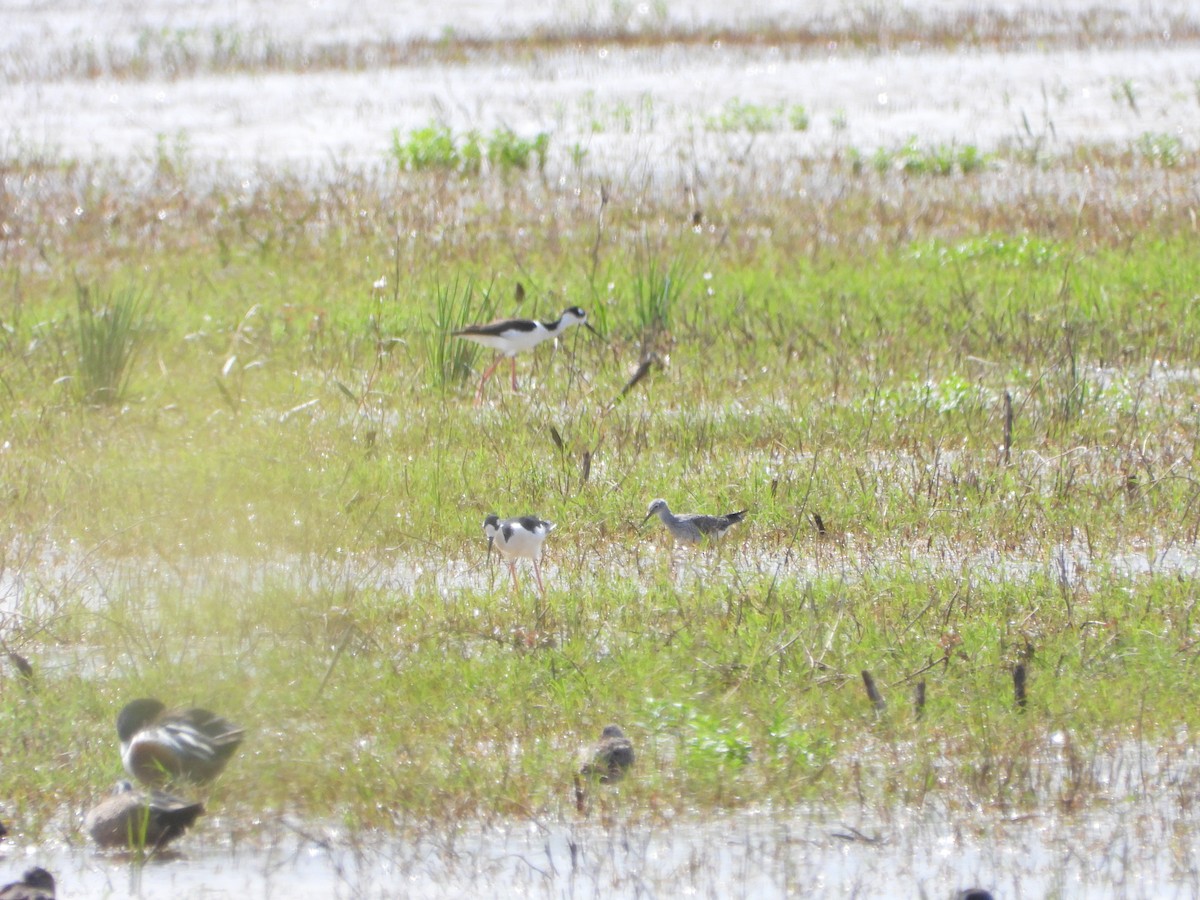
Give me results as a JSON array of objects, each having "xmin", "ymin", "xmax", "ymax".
[
  {"xmin": 0, "ymin": 867, "xmax": 56, "ymax": 900},
  {"xmin": 84, "ymin": 781, "xmax": 204, "ymax": 851},
  {"xmin": 579, "ymin": 725, "xmax": 635, "ymax": 784},
  {"xmin": 117, "ymin": 698, "xmax": 244, "ymax": 786}
]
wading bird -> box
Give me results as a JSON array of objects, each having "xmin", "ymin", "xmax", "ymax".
[
  {"xmin": 579, "ymin": 725, "xmax": 635, "ymax": 784},
  {"xmin": 452, "ymin": 306, "xmax": 598, "ymax": 404},
  {"xmin": 640, "ymin": 499, "xmax": 748, "ymax": 545},
  {"xmin": 484, "ymin": 514, "xmax": 555, "ymax": 596},
  {"xmin": 117, "ymin": 698, "xmax": 244, "ymax": 786},
  {"xmin": 0, "ymin": 868, "xmax": 55, "ymax": 900},
  {"xmin": 84, "ymin": 781, "xmax": 204, "ymax": 851}
]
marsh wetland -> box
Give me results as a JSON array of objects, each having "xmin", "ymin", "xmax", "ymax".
[{"xmin": 3, "ymin": 1, "xmax": 1200, "ymax": 896}]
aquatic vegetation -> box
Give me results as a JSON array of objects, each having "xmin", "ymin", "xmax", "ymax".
[
  {"xmin": 704, "ymin": 98, "xmax": 810, "ymax": 133},
  {"xmin": 390, "ymin": 124, "xmax": 551, "ymax": 175},
  {"xmin": 871, "ymin": 138, "xmax": 991, "ymax": 176},
  {"xmin": 1134, "ymin": 131, "xmax": 1185, "ymax": 167},
  {"xmin": 1, "ymin": 99, "xmax": 1200, "ymax": 884}
]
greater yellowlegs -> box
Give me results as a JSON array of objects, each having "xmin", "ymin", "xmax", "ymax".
[
  {"xmin": 117, "ymin": 698, "xmax": 244, "ymax": 786},
  {"xmin": 579, "ymin": 725, "xmax": 635, "ymax": 783},
  {"xmin": 452, "ymin": 306, "xmax": 598, "ymax": 403},
  {"xmin": 0, "ymin": 868, "xmax": 55, "ymax": 900},
  {"xmin": 483, "ymin": 514, "xmax": 555, "ymax": 596},
  {"xmin": 84, "ymin": 781, "xmax": 204, "ymax": 851},
  {"xmin": 641, "ymin": 499, "xmax": 748, "ymax": 545}
]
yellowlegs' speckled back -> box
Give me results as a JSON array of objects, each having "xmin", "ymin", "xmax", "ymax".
[
  {"xmin": 452, "ymin": 306, "xmax": 598, "ymax": 404},
  {"xmin": 84, "ymin": 781, "xmax": 204, "ymax": 850},
  {"xmin": 641, "ymin": 499, "xmax": 748, "ymax": 544},
  {"xmin": 117, "ymin": 698, "xmax": 244, "ymax": 786},
  {"xmin": 579, "ymin": 725, "xmax": 635, "ymax": 783},
  {"xmin": 484, "ymin": 514, "xmax": 556, "ymax": 595},
  {"xmin": 0, "ymin": 868, "xmax": 55, "ymax": 900}
]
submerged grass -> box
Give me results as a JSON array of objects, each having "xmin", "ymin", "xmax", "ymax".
[{"xmin": 2, "ymin": 146, "xmax": 1200, "ymax": 851}]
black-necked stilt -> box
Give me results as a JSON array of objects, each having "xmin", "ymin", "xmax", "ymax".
[
  {"xmin": 117, "ymin": 698, "xmax": 244, "ymax": 786},
  {"xmin": 579, "ymin": 725, "xmax": 635, "ymax": 783},
  {"xmin": 483, "ymin": 514, "xmax": 555, "ymax": 596},
  {"xmin": 641, "ymin": 499, "xmax": 748, "ymax": 545},
  {"xmin": 0, "ymin": 867, "xmax": 55, "ymax": 900},
  {"xmin": 452, "ymin": 306, "xmax": 598, "ymax": 404},
  {"xmin": 84, "ymin": 781, "xmax": 204, "ymax": 851}
]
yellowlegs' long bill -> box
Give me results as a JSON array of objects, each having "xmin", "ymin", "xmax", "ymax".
[
  {"xmin": 579, "ymin": 724, "xmax": 635, "ymax": 783},
  {"xmin": 84, "ymin": 781, "xmax": 204, "ymax": 851},
  {"xmin": 484, "ymin": 514, "xmax": 555, "ymax": 596},
  {"xmin": 640, "ymin": 499, "xmax": 748, "ymax": 544},
  {"xmin": 117, "ymin": 698, "xmax": 245, "ymax": 786},
  {"xmin": 452, "ymin": 306, "xmax": 598, "ymax": 404}
]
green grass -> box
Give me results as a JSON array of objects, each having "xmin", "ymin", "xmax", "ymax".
[
  {"xmin": 72, "ymin": 281, "xmax": 151, "ymax": 406},
  {"xmin": 704, "ymin": 99, "xmax": 810, "ymax": 133},
  {"xmin": 2, "ymin": 147, "xmax": 1200, "ymax": 846},
  {"xmin": 422, "ymin": 276, "xmax": 498, "ymax": 391},
  {"xmin": 1134, "ymin": 131, "xmax": 1186, "ymax": 167},
  {"xmin": 390, "ymin": 124, "xmax": 551, "ymax": 175},
  {"xmin": 872, "ymin": 138, "xmax": 991, "ymax": 175}
]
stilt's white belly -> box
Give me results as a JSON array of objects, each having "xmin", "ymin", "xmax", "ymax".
[{"xmin": 496, "ymin": 529, "xmax": 548, "ymax": 560}]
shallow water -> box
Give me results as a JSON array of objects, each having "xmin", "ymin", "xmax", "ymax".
[
  {"xmin": 5, "ymin": 3, "xmax": 1200, "ymax": 897},
  {"xmin": 3, "ymin": 1, "xmax": 1199, "ymax": 175},
  {"xmin": 4, "ymin": 524, "xmax": 1199, "ymax": 624},
  {"xmin": 7, "ymin": 742, "xmax": 1200, "ymax": 899}
]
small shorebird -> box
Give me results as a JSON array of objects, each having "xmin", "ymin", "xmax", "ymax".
[
  {"xmin": 117, "ymin": 698, "xmax": 244, "ymax": 786},
  {"xmin": 84, "ymin": 781, "xmax": 204, "ymax": 851},
  {"xmin": 579, "ymin": 725, "xmax": 635, "ymax": 783},
  {"xmin": 0, "ymin": 868, "xmax": 55, "ymax": 900},
  {"xmin": 641, "ymin": 499, "xmax": 748, "ymax": 545},
  {"xmin": 452, "ymin": 306, "xmax": 598, "ymax": 403},
  {"xmin": 484, "ymin": 514, "xmax": 555, "ymax": 596}
]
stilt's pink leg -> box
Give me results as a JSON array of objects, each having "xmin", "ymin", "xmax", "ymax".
[
  {"xmin": 533, "ymin": 558, "xmax": 546, "ymax": 596},
  {"xmin": 510, "ymin": 357, "xmax": 519, "ymax": 391},
  {"xmin": 508, "ymin": 560, "xmax": 520, "ymax": 593},
  {"xmin": 475, "ymin": 356, "xmax": 503, "ymax": 405}
]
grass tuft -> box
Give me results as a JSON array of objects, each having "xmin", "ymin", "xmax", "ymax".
[
  {"xmin": 390, "ymin": 124, "xmax": 551, "ymax": 175},
  {"xmin": 630, "ymin": 239, "xmax": 698, "ymax": 343},
  {"xmin": 73, "ymin": 281, "xmax": 150, "ymax": 406},
  {"xmin": 422, "ymin": 276, "xmax": 497, "ymax": 391},
  {"xmin": 872, "ymin": 138, "xmax": 990, "ymax": 176}
]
